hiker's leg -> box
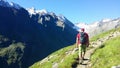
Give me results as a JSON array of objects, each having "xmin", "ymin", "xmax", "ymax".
[
  {"xmin": 79, "ymin": 44, "xmax": 83, "ymax": 64},
  {"xmin": 83, "ymin": 51, "xmax": 85, "ymax": 59},
  {"xmin": 81, "ymin": 45, "xmax": 84, "ymax": 59},
  {"xmin": 79, "ymin": 47, "xmax": 83, "ymax": 64},
  {"xmin": 78, "ymin": 44, "xmax": 81, "ymax": 60},
  {"xmin": 80, "ymin": 51, "xmax": 83, "ymax": 59},
  {"xmin": 82, "ymin": 45, "xmax": 86, "ymax": 59}
]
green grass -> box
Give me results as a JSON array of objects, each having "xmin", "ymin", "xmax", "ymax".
[
  {"xmin": 91, "ymin": 36, "xmax": 120, "ymax": 68},
  {"xmin": 90, "ymin": 27, "xmax": 120, "ymax": 42},
  {"xmin": 30, "ymin": 45, "xmax": 78, "ymax": 68}
]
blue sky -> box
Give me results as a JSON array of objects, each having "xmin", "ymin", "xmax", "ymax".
[{"xmin": 7, "ymin": 0, "xmax": 120, "ymax": 24}]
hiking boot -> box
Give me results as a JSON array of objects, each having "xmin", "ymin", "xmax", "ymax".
[
  {"xmin": 82, "ymin": 57, "xmax": 84, "ymax": 60},
  {"xmin": 79, "ymin": 59, "xmax": 83, "ymax": 64}
]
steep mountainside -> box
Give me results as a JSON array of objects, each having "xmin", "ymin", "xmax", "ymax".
[
  {"xmin": 0, "ymin": 0, "xmax": 77, "ymax": 68},
  {"xmin": 76, "ymin": 18, "xmax": 120, "ymax": 37}
]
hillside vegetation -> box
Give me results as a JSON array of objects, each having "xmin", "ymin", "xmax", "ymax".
[
  {"xmin": 90, "ymin": 27, "xmax": 120, "ymax": 42},
  {"xmin": 91, "ymin": 36, "xmax": 120, "ymax": 68},
  {"xmin": 30, "ymin": 45, "xmax": 78, "ymax": 68}
]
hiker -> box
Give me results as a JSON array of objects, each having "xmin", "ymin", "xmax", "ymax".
[{"xmin": 76, "ymin": 28, "xmax": 89, "ymax": 61}]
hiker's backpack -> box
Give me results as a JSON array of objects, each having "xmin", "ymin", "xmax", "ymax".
[{"xmin": 80, "ymin": 32, "xmax": 86, "ymax": 44}]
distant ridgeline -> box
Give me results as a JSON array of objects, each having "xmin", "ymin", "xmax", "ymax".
[
  {"xmin": 0, "ymin": 0, "xmax": 77, "ymax": 68},
  {"xmin": 76, "ymin": 18, "xmax": 120, "ymax": 37}
]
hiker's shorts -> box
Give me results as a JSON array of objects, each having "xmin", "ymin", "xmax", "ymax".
[{"xmin": 79, "ymin": 44, "xmax": 86, "ymax": 53}]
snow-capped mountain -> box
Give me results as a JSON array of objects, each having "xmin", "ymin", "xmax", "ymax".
[
  {"xmin": 27, "ymin": 7, "xmax": 66, "ymax": 22},
  {"xmin": 0, "ymin": 0, "xmax": 77, "ymax": 68},
  {"xmin": 101, "ymin": 18, "xmax": 111, "ymax": 22},
  {"xmin": 0, "ymin": 0, "xmax": 21, "ymax": 9},
  {"xmin": 75, "ymin": 21, "xmax": 99, "ymax": 33},
  {"xmin": 76, "ymin": 18, "xmax": 120, "ymax": 37},
  {"xmin": 27, "ymin": 7, "xmax": 75, "ymax": 30}
]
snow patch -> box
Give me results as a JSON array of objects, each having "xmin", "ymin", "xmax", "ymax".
[
  {"xmin": 101, "ymin": 18, "xmax": 111, "ymax": 22},
  {"xmin": 27, "ymin": 7, "xmax": 36, "ymax": 15},
  {"xmin": 27, "ymin": 7, "xmax": 48, "ymax": 15},
  {"xmin": 36, "ymin": 9, "xmax": 48, "ymax": 14}
]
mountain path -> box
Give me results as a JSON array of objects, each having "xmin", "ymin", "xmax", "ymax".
[{"xmin": 75, "ymin": 31, "xmax": 120, "ymax": 68}]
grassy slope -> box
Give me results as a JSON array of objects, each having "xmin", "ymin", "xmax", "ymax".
[
  {"xmin": 91, "ymin": 36, "xmax": 120, "ymax": 68},
  {"xmin": 30, "ymin": 45, "xmax": 78, "ymax": 68},
  {"xmin": 30, "ymin": 27, "xmax": 120, "ymax": 68},
  {"xmin": 90, "ymin": 27, "xmax": 120, "ymax": 68},
  {"xmin": 90, "ymin": 28, "xmax": 120, "ymax": 42}
]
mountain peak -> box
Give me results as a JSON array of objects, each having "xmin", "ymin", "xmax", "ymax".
[
  {"xmin": 101, "ymin": 18, "xmax": 111, "ymax": 22},
  {"xmin": 36, "ymin": 9, "xmax": 48, "ymax": 14},
  {"xmin": 0, "ymin": 0, "xmax": 21, "ymax": 9},
  {"xmin": 27, "ymin": 7, "xmax": 48, "ymax": 15},
  {"xmin": 26, "ymin": 7, "xmax": 36, "ymax": 15},
  {"xmin": 57, "ymin": 14, "xmax": 66, "ymax": 22}
]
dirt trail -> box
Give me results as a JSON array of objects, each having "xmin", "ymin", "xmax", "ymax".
[{"xmin": 74, "ymin": 31, "xmax": 120, "ymax": 68}]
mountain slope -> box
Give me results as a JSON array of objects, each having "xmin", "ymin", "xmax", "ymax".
[
  {"xmin": 0, "ymin": 1, "xmax": 77, "ymax": 68},
  {"xmin": 91, "ymin": 32, "xmax": 120, "ymax": 68},
  {"xmin": 30, "ymin": 44, "xmax": 78, "ymax": 68}
]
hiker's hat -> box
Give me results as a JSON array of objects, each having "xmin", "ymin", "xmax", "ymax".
[{"xmin": 81, "ymin": 28, "xmax": 85, "ymax": 32}]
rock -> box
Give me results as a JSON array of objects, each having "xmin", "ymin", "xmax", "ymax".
[
  {"xmin": 112, "ymin": 65, "xmax": 120, "ymax": 68},
  {"xmin": 52, "ymin": 62, "xmax": 58, "ymax": 68}
]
